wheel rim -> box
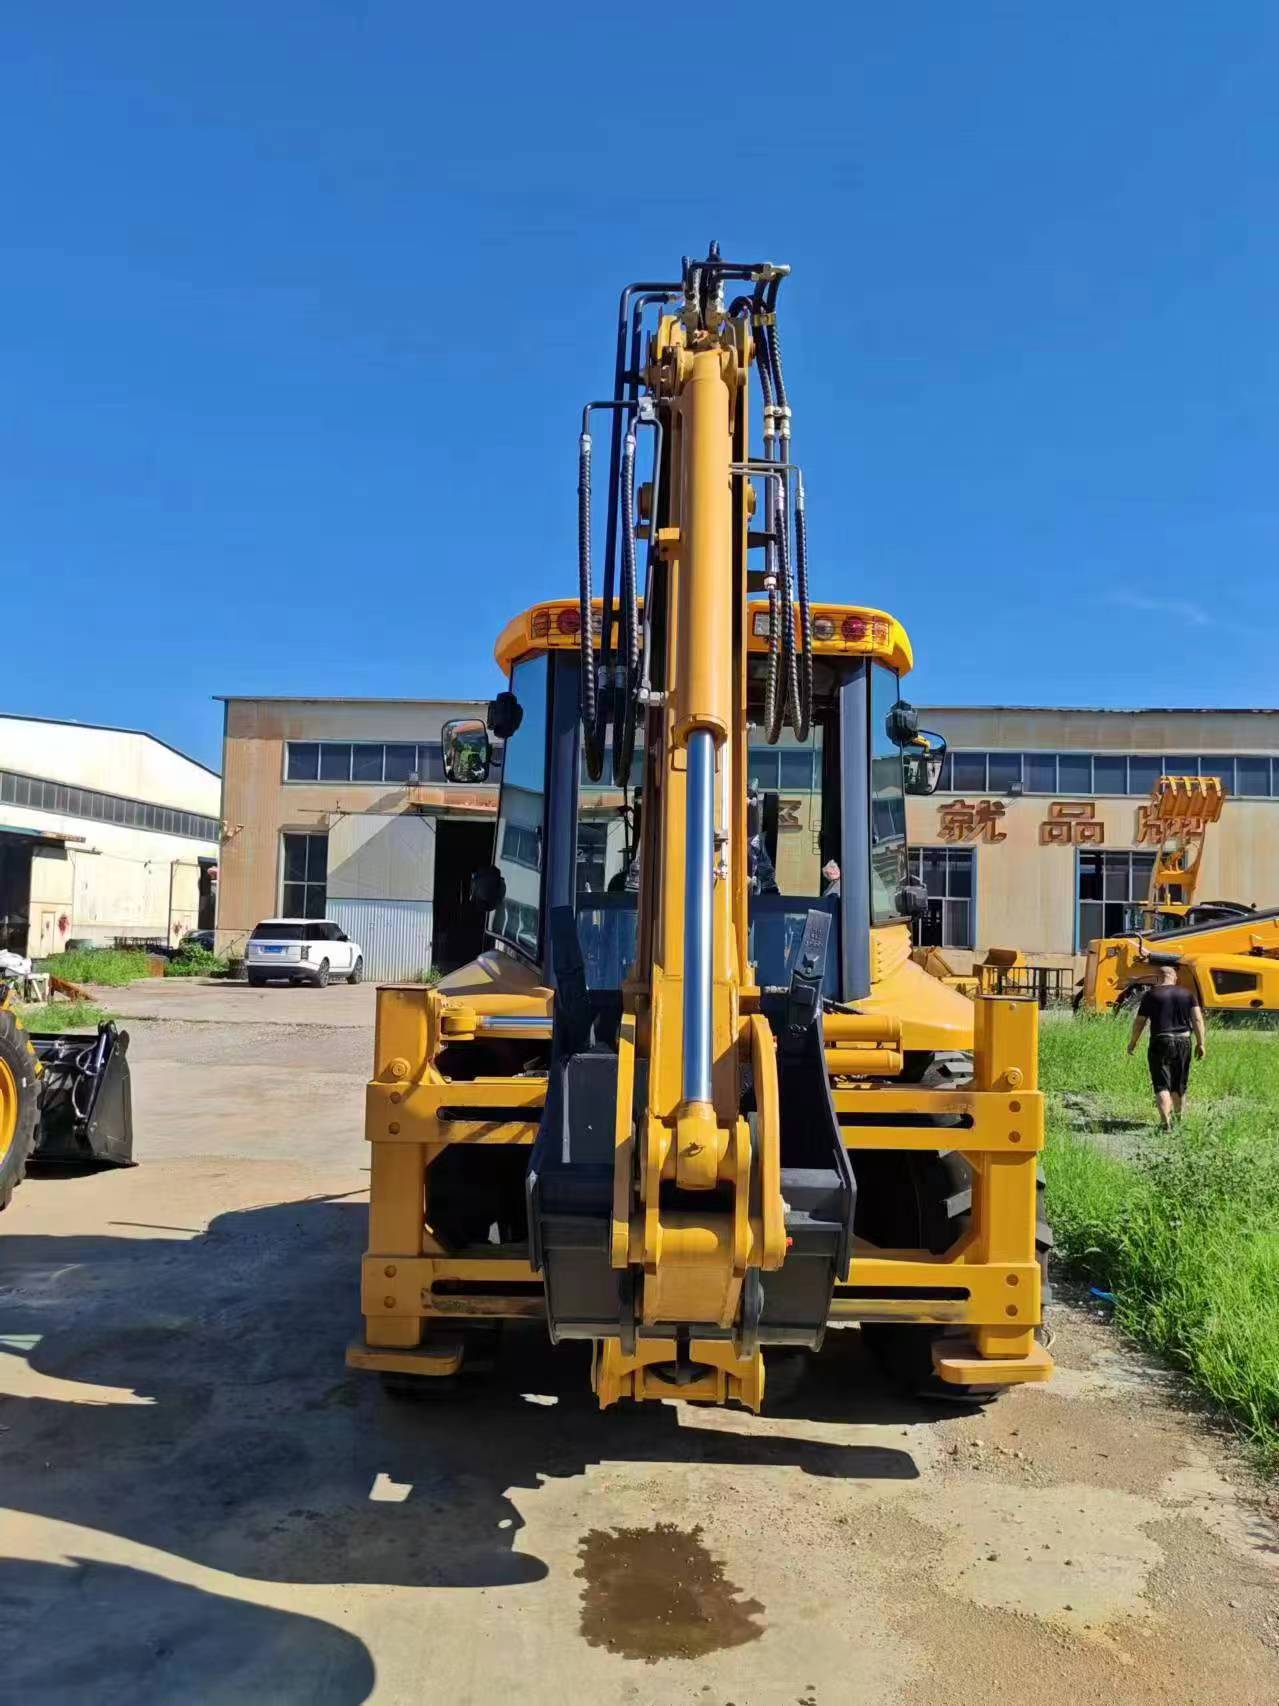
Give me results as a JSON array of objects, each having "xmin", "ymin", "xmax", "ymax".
[{"xmin": 0, "ymin": 1057, "xmax": 17, "ymax": 1164}]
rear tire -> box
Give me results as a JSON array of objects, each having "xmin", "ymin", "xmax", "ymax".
[
  {"xmin": 0, "ymin": 1007, "xmax": 41, "ymax": 1211},
  {"xmin": 314, "ymin": 960, "xmax": 330, "ymax": 989},
  {"xmin": 247, "ymin": 973, "xmax": 266, "ymax": 988},
  {"xmin": 857, "ymin": 1134, "xmax": 1053, "ymax": 1406},
  {"xmin": 348, "ymin": 957, "xmax": 363, "ymax": 985}
]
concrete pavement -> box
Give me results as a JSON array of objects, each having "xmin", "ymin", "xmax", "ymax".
[{"xmin": 2, "ymin": 979, "xmax": 1277, "ymax": 1704}]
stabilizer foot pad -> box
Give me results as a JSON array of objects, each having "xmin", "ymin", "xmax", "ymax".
[
  {"xmin": 932, "ymin": 1340, "xmax": 1053, "ymax": 1386},
  {"xmin": 346, "ymin": 1338, "xmax": 464, "ymax": 1377}
]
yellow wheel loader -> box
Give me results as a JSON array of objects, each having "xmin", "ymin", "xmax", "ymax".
[
  {"xmin": 1078, "ymin": 776, "xmax": 1279, "ymax": 1014},
  {"xmin": 349, "ymin": 245, "xmax": 1052, "ymax": 1409},
  {"xmin": 0, "ymin": 986, "xmax": 135, "ymax": 1210}
]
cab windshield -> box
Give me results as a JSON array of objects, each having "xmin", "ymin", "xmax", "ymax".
[{"xmin": 575, "ymin": 715, "xmax": 834, "ymax": 993}]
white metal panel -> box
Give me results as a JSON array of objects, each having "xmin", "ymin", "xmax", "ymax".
[
  {"xmin": 327, "ymin": 897, "xmax": 433, "ymax": 982},
  {"xmin": 327, "ymin": 812, "xmax": 435, "ymax": 903}
]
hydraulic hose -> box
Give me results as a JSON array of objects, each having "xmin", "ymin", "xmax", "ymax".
[
  {"xmin": 759, "ymin": 300, "xmax": 812, "ymax": 744},
  {"xmin": 578, "ymin": 427, "xmax": 606, "ymax": 780},
  {"xmin": 792, "ymin": 472, "xmax": 813, "ymax": 742},
  {"xmin": 613, "ymin": 421, "xmax": 639, "ymax": 785},
  {"xmin": 756, "ymin": 306, "xmax": 786, "ymax": 746}
]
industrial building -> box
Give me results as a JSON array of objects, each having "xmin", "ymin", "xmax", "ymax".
[
  {"xmin": 0, "ymin": 714, "xmax": 220, "ymax": 957},
  {"xmin": 215, "ymin": 696, "xmax": 499, "ymax": 980},
  {"xmin": 215, "ymin": 696, "xmax": 1279, "ymax": 985},
  {"xmin": 904, "ymin": 705, "xmax": 1279, "ymax": 971}
]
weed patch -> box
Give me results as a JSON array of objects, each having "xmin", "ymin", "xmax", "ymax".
[{"xmin": 1042, "ymin": 1013, "xmax": 1279, "ymax": 1469}]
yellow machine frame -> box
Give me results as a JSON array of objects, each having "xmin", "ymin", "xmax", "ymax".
[
  {"xmin": 350, "ymin": 254, "xmax": 1049, "ymax": 1409},
  {"xmin": 350, "ymin": 602, "xmax": 1050, "ymax": 1405}
]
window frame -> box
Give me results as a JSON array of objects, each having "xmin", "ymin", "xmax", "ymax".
[
  {"xmin": 487, "ymin": 653, "xmax": 553, "ymax": 966},
  {"xmin": 908, "ymin": 845, "xmax": 976, "ymax": 949},
  {"xmin": 1075, "ymin": 848, "xmax": 1157, "ymax": 950},
  {"xmin": 279, "ymin": 830, "xmax": 329, "ymax": 922}
]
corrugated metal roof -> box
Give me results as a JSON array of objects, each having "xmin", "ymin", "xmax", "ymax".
[
  {"xmin": 0, "ymin": 713, "xmax": 220, "ymax": 778},
  {"xmin": 0, "ymin": 823, "xmax": 85, "ymax": 843}
]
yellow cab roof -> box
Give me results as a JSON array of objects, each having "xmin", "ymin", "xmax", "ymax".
[{"xmin": 494, "ymin": 600, "xmax": 913, "ymax": 676}]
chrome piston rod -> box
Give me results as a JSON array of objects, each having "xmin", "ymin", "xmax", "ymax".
[{"xmin": 682, "ymin": 728, "xmax": 716, "ymax": 1105}]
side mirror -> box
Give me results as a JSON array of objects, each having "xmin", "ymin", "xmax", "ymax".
[
  {"xmin": 885, "ymin": 699, "xmax": 920, "ymax": 747},
  {"xmin": 470, "ymin": 864, "xmax": 507, "ymax": 911},
  {"xmin": 903, "ymin": 730, "xmax": 948, "ymax": 796},
  {"xmin": 442, "ymin": 718, "xmax": 492, "ymax": 783},
  {"xmin": 487, "ymin": 691, "xmax": 523, "ymax": 741},
  {"xmin": 895, "ymin": 879, "xmax": 929, "ymax": 919}
]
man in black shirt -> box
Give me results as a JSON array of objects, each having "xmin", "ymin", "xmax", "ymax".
[{"xmin": 1126, "ymin": 964, "xmax": 1206, "ymax": 1129}]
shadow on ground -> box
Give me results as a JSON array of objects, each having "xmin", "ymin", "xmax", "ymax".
[
  {"xmin": 0, "ymin": 1557, "xmax": 376, "ymax": 1705},
  {"xmin": 1, "ymin": 1195, "xmax": 933, "ymax": 1603}
]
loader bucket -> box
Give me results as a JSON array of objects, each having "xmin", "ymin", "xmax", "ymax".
[{"xmin": 29, "ymin": 1023, "xmax": 135, "ymax": 1168}]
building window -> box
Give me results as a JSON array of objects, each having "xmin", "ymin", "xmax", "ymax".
[
  {"xmin": 284, "ymin": 739, "xmax": 457, "ymax": 786},
  {"xmin": 281, "ymin": 832, "xmax": 328, "ymax": 919},
  {"xmin": 1234, "ymin": 757, "xmax": 1270, "ymax": 797},
  {"xmin": 951, "ymin": 751, "xmax": 987, "ymax": 791},
  {"xmin": 1077, "ymin": 850, "xmax": 1156, "ymax": 948},
  {"xmin": 909, "ymin": 848, "xmax": 974, "ymax": 949},
  {"xmin": 987, "ymin": 752, "xmax": 1022, "ymax": 792},
  {"xmin": 0, "ymin": 768, "xmax": 217, "ymax": 842},
  {"xmin": 935, "ymin": 751, "xmax": 1279, "ymax": 799},
  {"xmin": 500, "ymin": 822, "xmax": 541, "ymax": 869},
  {"xmin": 1057, "ymin": 753, "xmax": 1092, "ymax": 794}
]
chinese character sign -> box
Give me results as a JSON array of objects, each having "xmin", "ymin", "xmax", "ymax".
[
  {"xmin": 1040, "ymin": 801, "xmax": 1104, "ymax": 846},
  {"xmin": 938, "ymin": 798, "xmax": 1007, "ymax": 843}
]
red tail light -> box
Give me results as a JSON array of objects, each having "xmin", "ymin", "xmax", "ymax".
[
  {"xmin": 556, "ymin": 608, "xmax": 582, "ymax": 636},
  {"xmin": 841, "ymin": 616, "xmax": 868, "ymax": 641}
]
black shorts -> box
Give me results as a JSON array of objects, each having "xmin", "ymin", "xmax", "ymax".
[{"xmin": 1149, "ymin": 1033, "xmax": 1192, "ymax": 1096}]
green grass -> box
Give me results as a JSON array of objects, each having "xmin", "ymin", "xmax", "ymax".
[
  {"xmin": 164, "ymin": 944, "xmax": 232, "ymax": 979},
  {"xmin": 1042, "ymin": 1012, "xmax": 1279, "ymax": 1470},
  {"xmin": 18, "ymin": 999, "xmax": 109, "ymax": 1033},
  {"xmin": 37, "ymin": 947, "xmax": 153, "ymax": 987}
]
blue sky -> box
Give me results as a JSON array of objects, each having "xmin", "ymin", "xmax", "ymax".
[{"xmin": 5, "ymin": 5, "xmax": 1276, "ymax": 770}]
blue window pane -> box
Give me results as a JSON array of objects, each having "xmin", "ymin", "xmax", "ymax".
[
  {"xmin": 418, "ymin": 743, "xmax": 446, "ymax": 782},
  {"xmin": 319, "ymin": 743, "xmax": 351, "ymax": 782},
  {"xmin": 1163, "ymin": 757, "xmax": 1196, "ymax": 778},
  {"xmin": 1235, "ymin": 757, "xmax": 1267, "ymax": 797},
  {"xmin": 1057, "ymin": 753, "xmax": 1091, "ymax": 794},
  {"xmin": 951, "ymin": 752, "xmax": 986, "ymax": 791},
  {"xmin": 384, "ymin": 744, "xmax": 417, "ymax": 782},
  {"xmin": 987, "ymin": 752, "xmax": 1022, "ymax": 792},
  {"xmin": 1127, "ymin": 756, "xmax": 1160, "ymax": 797},
  {"xmin": 351, "ymin": 745, "xmax": 384, "ymax": 782},
  {"xmin": 779, "ymin": 749, "xmax": 814, "ymax": 790},
  {"xmin": 1199, "ymin": 757, "xmax": 1235, "ymax": 791},
  {"xmin": 287, "ymin": 742, "xmax": 319, "ymax": 781},
  {"xmin": 1094, "ymin": 756, "xmax": 1127, "ymax": 794},
  {"xmin": 748, "ymin": 748, "xmax": 780, "ymax": 790},
  {"xmin": 1025, "ymin": 753, "xmax": 1056, "ymax": 793}
]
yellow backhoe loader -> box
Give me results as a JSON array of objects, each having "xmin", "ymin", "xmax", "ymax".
[
  {"xmin": 349, "ymin": 245, "xmax": 1051, "ymax": 1410},
  {"xmin": 1078, "ymin": 776, "xmax": 1279, "ymax": 1013}
]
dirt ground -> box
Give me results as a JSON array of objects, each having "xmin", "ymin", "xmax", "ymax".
[{"xmin": 2, "ymin": 982, "xmax": 1277, "ymax": 1704}]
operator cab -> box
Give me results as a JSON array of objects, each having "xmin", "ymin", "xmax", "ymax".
[{"xmin": 443, "ymin": 600, "xmax": 946, "ymax": 1006}]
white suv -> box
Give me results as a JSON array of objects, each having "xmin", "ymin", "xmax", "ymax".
[{"xmin": 245, "ymin": 919, "xmax": 363, "ymax": 988}]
